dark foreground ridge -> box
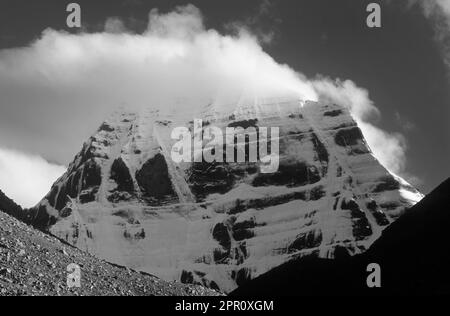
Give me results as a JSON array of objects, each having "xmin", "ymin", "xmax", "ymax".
[
  {"xmin": 231, "ymin": 178, "xmax": 450, "ymax": 295},
  {"xmin": 0, "ymin": 189, "xmax": 24, "ymax": 220},
  {"xmin": 0, "ymin": 208, "xmax": 220, "ymax": 296}
]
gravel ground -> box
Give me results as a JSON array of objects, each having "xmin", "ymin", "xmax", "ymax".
[{"xmin": 0, "ymin": 210, "xmax": 221, "ymax": 296}]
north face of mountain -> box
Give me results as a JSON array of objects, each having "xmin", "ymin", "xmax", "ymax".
[
  {"xmin": 25, "ymin": 98, "xmax": 422, "ymax": 292},
  {"xmin": 231, "ymin": 178, "xmax": 450, "ymax": 296}
]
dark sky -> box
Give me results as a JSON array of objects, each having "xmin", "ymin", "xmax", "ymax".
[{"xmin": 0, "ymin": 0, "xmax": 448, "ymax": 194}]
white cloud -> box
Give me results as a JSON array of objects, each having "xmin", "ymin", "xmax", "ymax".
[
  {"xmin": 0, "ymin": 5, "xmax": 317, "ymax": 117},
  {"xmin": 0, "ymin": 148, "xmax": 65, "ymax": 208},
  {"xmin": 0, "ymin": 4, "xmax": 414, "ymax": 202},
  {"xmin": 312, "ymin": 78, "xmax": 408, "ymax": 174}
]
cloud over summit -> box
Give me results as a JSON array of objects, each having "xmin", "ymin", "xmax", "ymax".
[{"xmin": 0, "ymin": 4, "xmax": 415, "ymax": 206}]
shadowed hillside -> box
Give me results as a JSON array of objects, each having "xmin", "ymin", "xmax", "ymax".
[
  {"xmin": 0, "ymin": 189, "xmax": 24, "ymax": 220},
  {"xmin": 232, "ymin": 178, "xmax": 450, "ymax": 295}
]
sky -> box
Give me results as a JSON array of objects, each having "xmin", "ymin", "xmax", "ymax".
[{"xmin": 0, "ymin": 0, "xmax": 449, "ymax": 207}]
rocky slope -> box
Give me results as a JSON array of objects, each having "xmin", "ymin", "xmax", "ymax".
[
  {"xmin": 0, "ymin": 208, "xmax": 219, "ymax": 296},
  {"xmin": 25, "ymin": 98, "xmax": 422, "ymax": 292},
  {"xmin": 231, "ymin": 178, "xmax": 450, "ymax": 295}
]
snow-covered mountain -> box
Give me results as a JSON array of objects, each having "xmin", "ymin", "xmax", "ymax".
[{"xmin": 27, "ymin": 98, "xmax": 422, "ymax": 292}]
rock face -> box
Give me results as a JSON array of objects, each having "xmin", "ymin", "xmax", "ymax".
[{"xmin": 27, "ymin": 98, "xmax": 422, "ymax": 293}]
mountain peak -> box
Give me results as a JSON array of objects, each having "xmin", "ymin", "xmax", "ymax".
[{"xmin": 26, "ymin": 99, "xmax": 422, "ymax": 292}]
